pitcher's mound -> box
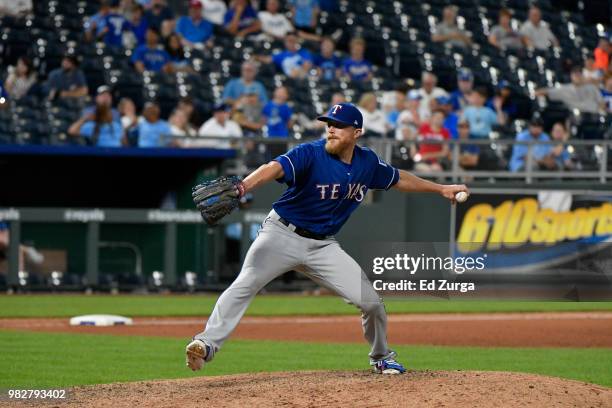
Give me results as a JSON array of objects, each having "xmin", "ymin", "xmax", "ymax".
[{"xmin": 65, "ymin": 371, "xmax": 611, "ymax": 408}]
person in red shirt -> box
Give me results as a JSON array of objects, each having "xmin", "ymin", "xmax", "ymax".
[
  {"xmin": 414, "ymin": 109, "xmax": 450, "ymax": 172},
  {"xmin": 594, "ymin": 37, "xmax": 610, "ymax": 72}
]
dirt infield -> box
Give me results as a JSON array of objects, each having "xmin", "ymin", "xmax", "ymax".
[
  {"xmin": 10, "ymin": 371, "xmax": 611, "ymax": 408},
  {"xmin": 2, "ymin": 312, "xmax": 612, "ymax": 347}
]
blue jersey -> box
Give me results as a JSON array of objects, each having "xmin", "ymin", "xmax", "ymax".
[
  {"xmin": 104, "ymin": 13, "xmax": 130, "ymax": 47},
  {"xmin": 263, "ymin": 101, "xmax": 292, "ymax": 137},
  {"xmin": 273, "ymin": 139, "xmax": 399, "ymax": 235}
]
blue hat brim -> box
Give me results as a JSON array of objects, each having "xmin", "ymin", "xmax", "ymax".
[{"xmin": 316, "ymin": 115, "xmax": 359, "ymax": 128}]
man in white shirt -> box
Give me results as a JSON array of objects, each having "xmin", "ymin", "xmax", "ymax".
[
  {"xmin": 193, "ymin": 103, "xmax": 243, "ymax": 148},
  {"xmin": 418, "ymin": 72, "xmax": 448, "ymax": 120},
  {"xmin": 519, "ymin": 6, "xmax": 558, "ymax": 50},
  {"xmin": 258, "ymin": 0, "xmax": 294, "ymax": 40}
]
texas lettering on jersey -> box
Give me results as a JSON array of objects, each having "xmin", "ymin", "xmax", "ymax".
[{"xmin": 316, "ymin": 183, "xmax": 367, "ymax": 201}]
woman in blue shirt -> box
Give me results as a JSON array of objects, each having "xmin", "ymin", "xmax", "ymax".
[{"xmin": 68, "ymin": 104, "xmax": 125, "ymax": 147}]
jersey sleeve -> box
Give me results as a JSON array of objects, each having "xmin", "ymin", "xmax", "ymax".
[
  {"xmin": 273, "ymin": 142, "xmax": 313, "ymax": 186},
  {"xmin": 368, "ymin": 150, "xmax": 399, "ymax": 190}
]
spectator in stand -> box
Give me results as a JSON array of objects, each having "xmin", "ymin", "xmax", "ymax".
[
  {"xmin": 0, "ymin": 0, "xmax": 32, "ymax": 17},
  {"xmin": 3, "ymin": 57, "xmax": 36, "ymax": 100},
  {"xmin": 45, "ymin": 55, "xmax": 88, "ymax": 101},
  {"xmin": 449, "ymin": 68, "xmax": 473, "ymax": 112},
  {"xmin": 137, "ymin": 101, "xmax": 172, "ymax": 147},
  {"xmin": 258, "ymin": 0, "xmax": 294, "ymax": 41},
  {"xmin": 431, "ymin": 5, "xmax": 472, "ymax": 48},
  {"xmin": 169, "ymin": 108, "xmax": 197, "ymax": 137},
  {"xmin": 395, "ymin": 89, "xmax": 422, "ymax": 141},
  {"xmin": 224, "ymin": 0, "xmax": 261, "ymax": 37},
  {"xmin": 118, "ymin": 0, "xmax": 136, "ymax": 20},
  {"xmin": 118, "ymin": 97, "xmax": 138, "ymax": 130},
  {"xmin": 165, "ymin": 33, "xmax": 192, "ymax": 71},
  {"xmin": 263, "ymin": 86, "xmax": 293, "ymax": 137},
  {"xmin": 357, "ymin": 92, "xmax": 388, "ymax": 137},
  {"xmin": 128, "ymin": 4, "xmax": 148, "ymax": 47},
  {"xmin": 414, "ymin": 109, "xmax": 450, "ymax": 172},
  {"xmin": 177, "ymin": 96, "xmax": 204, "ymax": 128},
  {"xmin": 486, "ymin": 80, "xmax": 518, "ymax": 121},
  {"xmin": 84, "ymin": 0, "xmax": 111, "ymax": 43},
  {"xmin": 233, "ymin": 92, "xmax": 264, "ymax": 137},
  {"xmin": 222, "ymin": 60, "xmax": 268, "ymax": 105},
  {"xmin": 144, "ymin": 0, "xmax": 174, "ymax": 38},
  {"xmin": 601, "ymin": 74, "xmax": 612, "ymax": 113},
  {"xmin": 434, "ymin": 96, "xmax": 458, "ymax": 139},
  {"xmin": 82, "ymin": 85, "xmax": 121, "ymax": 122},
  {"xmin": 101, "ymin": 2, "xmax": 131, "ymax": 47},
  {"xmin": 176, "ymin": 0, "xmax": 214, "ymax": 49},
  {"xmin": 509, "ymin": 117, "xmax": 554, "ymax": 172},
  {"xmin": 457, "ymin": 119, "xmax": 479, "ymax": 171},
  {"xmin": 342, "ymin": 38, "xmax": 373, "ymax": 82},
  {"xmin": 201, "ymin": 0, "xmax": 227, "ymax": 26},
  {"xmin": 313, "ymin": 37, "xmax": 342, "ymax": 81},
  {"xmin": 289, "ymin": 0, "xmax": 320, "ymax": 41},
  {"xmin": 536, "ymin": 67, "xmax": 605, "ymax": 114},
  {"xmin": 461, "ymin": 87, "xmax": 505, "ymax": 139},
  {"xmin": 488, "ymin": 8, "xmax": 523, "ymax": 52},
  {"xmin": 549, "ymin": 122, "xmax": 574, "ymax": 170},
  {"xmin": 268, "ymin": 33, "xmax": 313, "ymax": 78},
  {"xmin": 381, "ymin": 90, "xmax": 404, "ymax": 132},
  {"xmin": 198, "ymin": 102, "xmax": 243, "ymax": 148},
  {"xmin": 520, "ymin": 6, "xmax": 558, "ymax": 51},
  {"xmin": 594, "ymin": 37, "xmax": 610, "ymax": 72},
  {"xmin": 131, "ymin": 28, "xmax": 172, "ymax": 73},
  {"xmin": 418, "ymin": 72, "xmax": 447, "ymax": 120},
  {"xmin": 68, "ymin": 103, "xmax": 125, "ymax": 147},
  {"xmin": 583, "ymin": 57, "xmax": 603, "ymax": 84}
]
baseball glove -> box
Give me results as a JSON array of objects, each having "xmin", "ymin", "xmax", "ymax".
[{"xmin": 192, "ymin": 176, "xmax": 245, "ymax": 226}]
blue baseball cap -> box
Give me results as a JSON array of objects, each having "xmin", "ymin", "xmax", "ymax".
[
  {"xmin": 457, "ymin": 68, "xmax": 473, "ymax": 82},
  {"xmin": 436, "ymin": 95, "xmax": 451, "ymax": 105},
  {"xmin": 317, "ymin": 102, "xmax": 363, "ymax": 128}
]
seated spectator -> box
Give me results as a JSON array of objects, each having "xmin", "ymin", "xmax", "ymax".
[
  {"xmin": 84, "ymin": 0, "xmax": 111, "ymax": 43},
  {"xmin": 381, "ymin": 90, "xmax": 404, "ymax": 132},
  {"xmin": 509, "ymin": 117, "xmax": 554, "ymax": 172},
  {"xmin": 520, "ymin": 6, "xmax": 558, "ymax": 51},
  {"xmin": 198, "ymin": 102, "xmax": 243, "ymax": 148},
  {"xmin": 263, "ymin": 86, "xmax": 293, "ymax": 137},
  {"xmin": 165, "ymin": 33, "xmax": 192, "ymax": 71},
  {"xmin": 449, "ymin": 68, "xmax": 473, "ymax": 112},
  {"xmin": 583, "ymin": 57, "xmax": 603, "ymax": 84},
  {"xmin": 342, "ymin": 38, "xmax": 372, "ymax": 82},
  {"xmin": 414, "ymin": 109, "xmax": 450, "ymax": 172},
  {"xmin": 357, "ymin": 92, "xmax": 388, "ymax": 137},
  {"xmin": 418, "ymin": 72, "xmax": 447, "ymax": 119},
  {"xmin": 3, "ymin": 57, "xmax": 36, "ymax": 100},
  {"xmin": 289, "ymin": 0, "xmax": 320, "ymax": 41},
  {"xmin": 536, "ymin": 67, "xmax": 605, "ymax": 114},
  {"xmin": 118, "ymin": 97, "xmax": 138, "ymax": 130},
  {"xmin": 269, "ymin": 33, "xmax": 313, "ymax": 78},
  {"xmin": 101, "ymin": 2, "xmax": 131, "ymax": 47},
  {"xmin": 258, "ymin": 0, "xmax": 294, "ymax": 41},
  {"xmin": 486, "ymin": 81, "xmax": 518, "ymax": 121},
  {"xmin": 0, "ymin": 0, "xmax": 32, "ymax": 17},
  {"xmin": 128, "ymin": 4, "xmax": 149, "ymax": 47},
  {"xmin": 313, "ymin": 37, "xmax": 342, "ymax": 81},
  {"xmin": 457, "ymin": 119, "xmax": 479, "ymax": 170},
  {"xmin": 395, "ymin": 90, "xmax": 422, "ymax": 141},
  {"xmin": 45, "ymin": 55, "xmax": 88, "ymax": 101},
  {"xmin": 431, "ymin": 5, "xmax": 472, "ymax": 48},
  {"xmin": 222, "ymin": 60, "xmax": 268, "ymax": 105},
  {"xmin": 224, "ymin": 0, "xmax": 261, "ymax": 37},
  {"xmin": 488, "ymin": 8, "xmax": 523, "ymax": 52},
  {"xmin": 461, "ymin": 87, "xmax": 505, "ymax": 139},
  {"xmin": 233, "ymin": 92, "xmax": 264, "ymax": 137},
  {"xmin": 131, "ymin": 28, "xmax": 172, "ymax": 73},
  {"xmin": 68, "ymin": 104, "xmax": 125, "ymax": 147},
  {"xmin": 144, "ymin": 0, "xmax": 174, "ymax": 38},
  {"xmin": 601, "ymin": 74, "xmax": 612, "ymax": 113},
  {"xmin": 82, "ymin": 85, "xmax": 121, "ymax": 122},
  {"xmin": 137, "ymin": 102, "xmax": 172, "ymax": 147},
  {"xmin": 435, "ymin": 96, "xmax": 458, "ymax": 139},
  {"xmin": 169, "ymin": 108, "xmax": 197, "ymax": 137},
  {"xmin": 201, "ymin": 0, "xmax": 227, "ymax": 26},
  {"xmin": 177, "ymin": 96, "xmax": 204, "ymax": 128},
  {"xmin": 119, "ymin": 0, "xmax": 136, "ymax": 20},
  {"xmin": 549, "ymin": 122, "xmax": 574, "ymax": 170},
  {"xmin": 176, "ymin": 0, "xmax": 213, "ymax": 49},
  {"xmin": 594, "ymin": 37, "xmax": 610, "ymax": 72}
]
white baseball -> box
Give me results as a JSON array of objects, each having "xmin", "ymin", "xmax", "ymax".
[{"xmin": 455, "ymin": 191, "xmax": 468, "ymax": 203}]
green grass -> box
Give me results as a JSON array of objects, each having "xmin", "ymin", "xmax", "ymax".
[
  {"xmin": 0, "ymin": 294, "xmax": 611, "ymax": 318},
  {"xmin": 1, "ymin": 330, "xmax": 611, "ymax": 388}
]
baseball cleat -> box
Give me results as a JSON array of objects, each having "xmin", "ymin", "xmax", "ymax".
[
  {"xmin": 185, "ymin": 339, "xmax": 209, "ymax": 371},
  {"xmin": 372, "ymin": 358, "xmax": 406, "ymax": 375}
]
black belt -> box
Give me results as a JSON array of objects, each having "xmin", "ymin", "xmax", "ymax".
[{"xmin": 277, "ymin": 217, "xmax": 329, "ymax": 240}]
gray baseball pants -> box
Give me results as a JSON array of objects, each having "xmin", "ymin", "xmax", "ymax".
[{"xmin": 194, "ymin": 209, "xmax": 393, "ymax": 362}]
